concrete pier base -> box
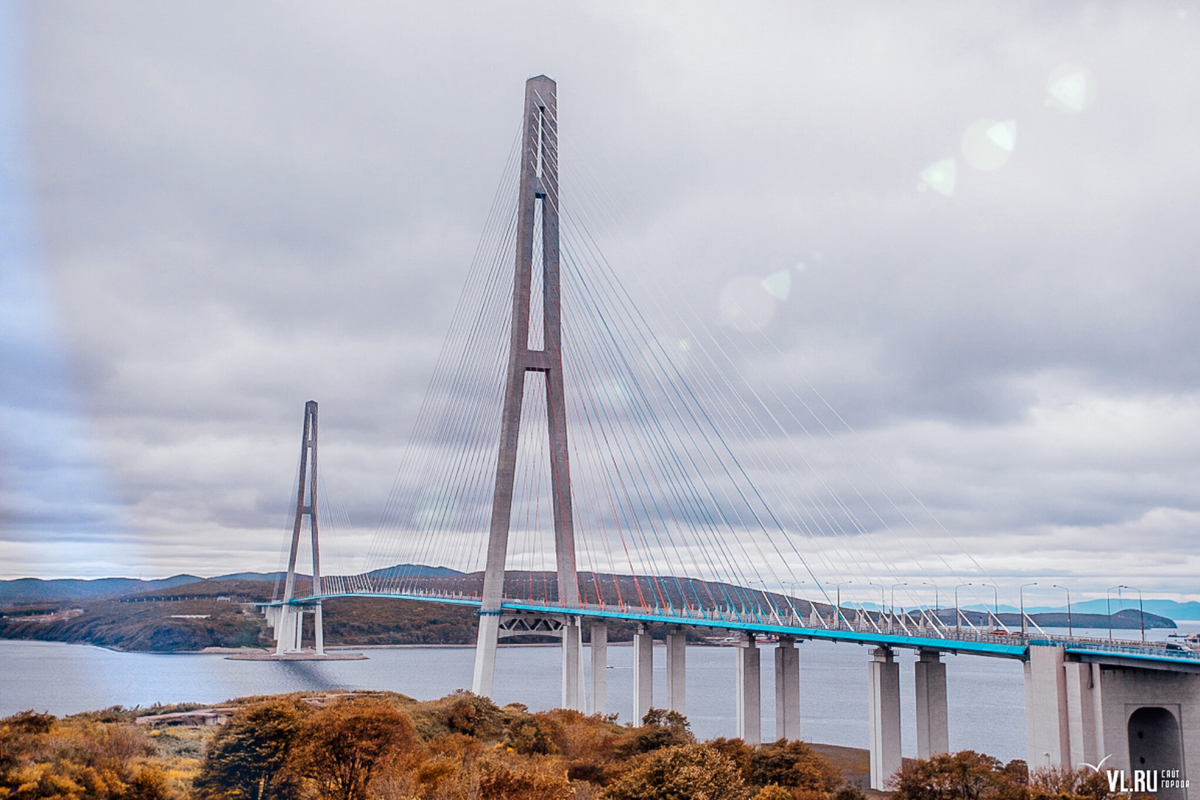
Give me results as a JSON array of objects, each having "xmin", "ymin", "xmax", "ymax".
[
  {"xmin": 1024, "ymin": 644, "xmax": 1070, "ymax": 770},
  {"xmin": 868, "ymin": 646, "xmax": 902, "ymax": 790},
  {"xmin": 666, "ymin": 628, "xmax": 687, "ymax": 714},
  {"xmin": 736, "ymin": 634, "xmax": 761, "ymax": 744},
  {"xmin": 562, "ymin": 616, "xmax": 585, "ymax": 711},
  {"xmin": 915, "ymin": 650, "xmax": 948, "ymax": 758},
  {"xmin": 775, "ymin": 637, "xmax": 800, "ymax": 740},
  {"xmin": 1064, "ymin": 661, "xmax": 1102, "ymax": 768},
  {"xmin": 275, "ymin": 606, "xmax": 303, "ymax": 655},
  {"xmin": 590, "ymin": 621, "xmax": 607, "ymax": 715},
  {"xmin": 472, "ymin": 613, "xmax": 501, "ymax": 696},
  {"xmin": 313, "ymin": 603, "xmax": 324, "ymax": 656},
  {"xmin": 633, "ymin": 625, "xmax": 653, "ymax": 724}
]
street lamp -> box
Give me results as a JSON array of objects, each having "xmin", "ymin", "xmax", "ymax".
[
  {"xmin": 1020, "ymin": 582, "xmax": 1038, "ymax": 637},
  {"xmin": 1121, "ymin": 585, "xmax": 1145, "ymax": 642},
  {"xmin": 832, "ymin": 581, "xmax": 853, "ymax": 629},
  {"xmin": 954, "ymin": 583, "xmax": 973, "ymax": 635},
  {"xmin": 786, "ymin": 581, "xmax": 805, "ymax": 624},
  {"xmin": 922, "ymin": 581, "xmax": 940, "ymax": 629},
  {"xmin": 1106, "ymin": 585, "xmax": 1123, "ymax": 641},
  {"xmin": 891, "ymin": 583, "xmax": 908, "ymax": 632},
  {"xmin": 1052, "ymin": 584, "xmax": 1073, "ymax": 638},
  {"xmin": 867, "ymin": 583, "xmax": 884, "ymax": 630},
  {"xmin": 977, "ymin": 583, "xmax": 1000, "ymax": 630}
]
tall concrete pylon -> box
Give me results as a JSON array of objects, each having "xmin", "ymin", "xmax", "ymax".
[
  {"xmin": 473, "ymin": 76, "xmax": 583, "ymax": 708},
  {"xmin": 276, "ymin": 400, "xmax": 324, "ymax": 655}
]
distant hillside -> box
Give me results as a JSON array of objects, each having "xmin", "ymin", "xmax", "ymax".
[
  {"xmin": 0, "ymin": 575, "xmax": 204, "ymax": 604},
  {"xmin": 0, "ymin": 564, "xmax": 464, "ymax": 605}
]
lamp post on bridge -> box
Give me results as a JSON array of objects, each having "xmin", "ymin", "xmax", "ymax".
[
  {"xmin": 867, "ymin": 583, "xmax": 884, "ymax": 630},
  {"xmin": 1052, "ymin": 584, "xmax": 1073, "ymax": 638},
  {"xmin": 1106, "ymin": 585, "xmax": 1123, "ymax": 642},
  {"xmin": 922, "ymin": 581, "xmax": 940, "ymax": 629},
  {"xmin": 786, "ymin": 581, "xmax": 806, "ymax": 624},
  {"xmin": 1121, "ymin": 584, "xmax": 1145, "ymax": 642},
  {"xmin": 1020, "ymin": 582, "xmax": 1038, "ymax": 637},
  {"xmin": 833, "ymin": 581, "xmax": 853, "ymax": 629},
  {"xmin": 891, "ymin": 583, "xmax": 907, "ymax": 633},
  {"xmin": 978, "ymin": 583, "xmax": 1000, "ymax": 631},
  {"xmin": 954, "ymin": 583, "xmax": 972, "ymax": 636}
]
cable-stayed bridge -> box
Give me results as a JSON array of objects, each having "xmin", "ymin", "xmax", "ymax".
[{"xmin": 260, "ymin": 76, "xmax": 1200, "ymax": 796}]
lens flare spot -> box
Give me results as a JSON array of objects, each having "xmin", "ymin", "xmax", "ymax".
[
  {"xmin": 919, "ymin": 158, "xmax": 956, "ymax": 196},
  {"xmin": 718, "ymin": 276, "xmax": 777, "ymax": 332},
  {"xmin": 962, "ymin": 118, "xmax": 1016, "ymax": 171},
  {"xmin": 794, "ymin": 262, "xmax": 807, "ymax": 273},
  {"xmin": 761, "ymin": 269, "xmax": 791, "ymax": 300},
  {"xmin": 600, "ymin": 377, "xmax": 632, "ymax": 410},
  {"xmin": 641, "ymin": 335, "xmax": 693, "ymax": 376},
  {"xmin": 1047, "ymin": 63, "xmax": 1096, "ymax": 112}
]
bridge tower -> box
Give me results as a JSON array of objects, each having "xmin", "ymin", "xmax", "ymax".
[
  {"xmin": 274, "ymin": 400, "xmax": 324, "ymax": 655},
  {"xmin": 472, "ymin": 75, "xmax": 584, "ymax": 709}
]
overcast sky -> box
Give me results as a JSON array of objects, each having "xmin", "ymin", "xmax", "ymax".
[{"xmin": 2, "ymin": 2, "xmax": 1199, "ymax": 608}]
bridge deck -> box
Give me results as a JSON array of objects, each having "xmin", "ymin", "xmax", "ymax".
[{"xmin": 264, "ymin": 591, "xmax": 1200, "ymax": 667}]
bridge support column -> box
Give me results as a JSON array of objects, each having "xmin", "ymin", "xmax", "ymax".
[
  {"xmin": 590, "ymin": 621, "xmax": 607, "ymax": 715},
  {"xmin": 1064, "ymin": 661, "xmax": 1102, "ymax": 767},
  {"xmin": 633, "ymin": 625, "xmax": 653, "ymax": 724},
  {"xmin": 868, "ymin": 646, "xmax": 901, "ymax": 790},
  {"xmin": 562, "ymin": 616, "xmax": 585, "ymax": 712},
  {"xmin": 775, "ymin": 637, "xmax": 800, "ymax": 740},
  {"xmin": 1024, "ymin": 644, "xmax": 1070, "ymax": 770},
  {"xmin": 473, "ymin": 613, "xmax": 501, "ymax": 696},
  {"xmin": 666, "ymin": 627, "xmax": 686, "ymax": 715},
  {"xmin": 736, "ymin": 633, "xmax": 761, "ymax": 744},
  {"xmin": 915, "ymin": 650, "xmax": 948, "ymax": 758},
  {"xmin": 275, "ymin": 606, "xmax": 299, "ymax": 655},
  {"xmin": 313, "ymin": 603, "xmax": 324, "ymax": 656}
]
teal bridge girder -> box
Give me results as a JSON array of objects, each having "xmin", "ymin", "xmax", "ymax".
[{"xmin": 264, "ymin": 590, "xmax": 1200, "ymax": 667}]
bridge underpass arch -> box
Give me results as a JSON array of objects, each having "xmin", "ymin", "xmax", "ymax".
[{"xmin": 1127, "ymin": 706, "xmax": 1185, "ymax": 800}]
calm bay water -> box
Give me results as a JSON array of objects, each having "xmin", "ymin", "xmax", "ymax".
[{"xmin": 3, "ymin": 624, "xmax": 1195, "ymax": 763}]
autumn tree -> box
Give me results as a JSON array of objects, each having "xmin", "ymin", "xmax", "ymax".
[
  {"xmin": 286, "ymin": 698, "xmax": 419, "ymax": 800},
  {"xmin": 750, "ymin": 739, "xmax": 840, "ymax": 794},
  {"xmin": 603, "ymin": 743, "xmax": 749, "ymax": 800},
  {"xmin": 891, "ymin": 751, "xmax": 1007, "ymax": 800},
  {"xmin": 193, "ymin": 699, "xmax": 307, "ymax": 800}
]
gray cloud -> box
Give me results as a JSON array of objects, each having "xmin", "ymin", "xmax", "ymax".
[{"xmin": 3, "ymin": 2, "xmax": 1198, "ymax": 605}]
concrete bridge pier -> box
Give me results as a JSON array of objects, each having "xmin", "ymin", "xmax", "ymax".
[
  {"xmin": 1024, "ymin": 644, "xmax": 1071, "ymax": 770},
  {"xmin": 736, "ymin": 633, "xmax": 762, "ymax": 744},
  {"xmin": 666, "ymin": 627, "xmax": 687, "ymax": 714},
  {"xmin": 868, "ymin": 646, "xmax": 902, "ymax": 790},
  {"xmin": 590, "ymin": 620, "xmax": 607, "ymax": 715},
  {"xmin": 633, "ymin": 624, "xmax": 653, "ymax": 724},
  {"xmin": 1024, "ymin": 643, "xmax": 1200, "ymax": 800},
  {"xmin": 914, "ymin": 649, "xmax": 949, "ymax": 758},
  {"xmin": 775, "ymin": 637, "xmax": 801, "ymax": 740},
  {"xmin": 562, "ymin": 616, "xmax": 585, "ymax": 712},
  {"xmin": 274, "ymin": 605, "xmax": 302, "ymax": 655}
]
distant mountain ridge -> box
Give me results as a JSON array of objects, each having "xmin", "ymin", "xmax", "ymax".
[
  {"xmin": 962, "ymin": 599, "xmax": 1200, "ymax": 621},
  {"xmin": 0, "ymin": 564, "xmax": 462, "ymax": 605}
]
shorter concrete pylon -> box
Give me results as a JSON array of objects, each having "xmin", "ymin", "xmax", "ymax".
[
  {"xmin": 562, "ymin": 616, "xmax": 585, "ymax": 711},
  {"xmin": 633, "ymin": 625, "xmax": 653, "ymax": 724},
  {"xmin": 914, "ymin": 649, "xmax": 949, "ymax": 758},
  {"xmin": 775, "ymin": 637, "xmax": 801, "ymax": 740},
  {"xmin": 868, "ymin": 646, "xmax": 901, "ymax": 790},
  {"xmin": 590, "ymin": 620, "xmax": 608, "ymax": 715},
  {"xmin": 736, "ymin": 633, "xmax": 762, "ymax": 744},
  {"xmin": 666, "ymin": 627, "xmax": 687, "ymax": 714}
]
